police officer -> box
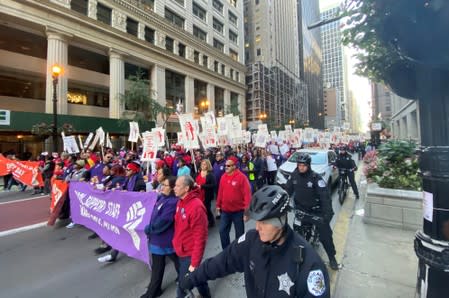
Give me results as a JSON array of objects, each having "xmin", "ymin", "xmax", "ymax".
[
  {"xmin": 180, "ymin": 185, "xmax": 330, "ymax": 297},
  {"xmin": 335, "ymin": 146, "xmax": 360, "ymax": 199},
  {"xmin": 285, "ymin": 153, "xmax": 339, "ymax": 270}
]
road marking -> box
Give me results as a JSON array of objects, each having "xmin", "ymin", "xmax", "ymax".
[
  {"xmin": 0, "ymin": 221, "xmax": 47, "ymax": 237},
  {"xmin": 0, "ymin": 195, "xmax": 48, "ymax": 205}
]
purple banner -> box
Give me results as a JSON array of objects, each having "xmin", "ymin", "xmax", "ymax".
[{"xmin": 69, "ymin": 182, "xmax": 157, "ymax": 264}]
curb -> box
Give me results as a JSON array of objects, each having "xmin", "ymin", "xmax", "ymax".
[{"xmin": 0, "ymin": 221, "xmax": 48, "ymax": 238}]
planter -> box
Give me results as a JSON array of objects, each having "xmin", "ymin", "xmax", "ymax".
[{"xmin": 363, "ymin": 183, "xmax": 422, "ymax": 230}]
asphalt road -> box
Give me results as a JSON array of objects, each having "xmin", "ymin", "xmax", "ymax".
[{"xmin": 0, "ymin": 173, "xmax": 354, "ymax": 298}]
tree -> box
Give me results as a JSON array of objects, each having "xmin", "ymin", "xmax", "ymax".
[{"xmin": 120, "ymin": 71, "xmax": 174, "ymax": 124}]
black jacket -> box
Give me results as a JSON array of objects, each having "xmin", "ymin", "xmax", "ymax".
[
  {"xmin": 188, "ymin": 226, "xmax": 330, "ymax": 298},
  {"xmin": 285, "ymin": 169, "xmax": 334, "ymax": 221},
  {"xmin": 335, "ymin": 153, "xmax": 357, "ymax": 170}
]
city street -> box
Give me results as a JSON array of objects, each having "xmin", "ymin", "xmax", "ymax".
[{"xmin": 0, "ymin": 183, "xmax": 349, "ymax": 298}]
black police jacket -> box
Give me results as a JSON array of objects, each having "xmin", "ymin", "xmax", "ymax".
[
  {"xmin": 188, "ymin": 226, "xmax": 330, "ymax": 298},
  {"xmin": 335, "ymin": 153, "xmax": 357, "ymax": 170},
  {"xmin": 285, "ymin": 169, "xmax": 334, "ymax": 221}
]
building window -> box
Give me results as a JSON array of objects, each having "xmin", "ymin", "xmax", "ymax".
[
  {"xmin": 165, "ymin": 8, "xmax": 185, "ymax": 29},
  {"xmin": 145, "ymin": 26, "xmax": 155, "ymax": 44},
  {"xmin": 213, "ymin": 18, "xmax": 223, "ymax": 34},
  {"xmin": 178, "ymin": 43, "xmax": 185, "ymax": 58},
  {"xmin": 230, "ymin": 49, "xmax": 238, "ymax": 61},
  {"xmin": 229, "ymin": 0, "xmax": 237, "ymax": 8},
  {"xmin": 192, "ymin": 2, "xmax": 206, "ymax": 21},
  {"xmin": 256, "ymin": 48, "xmax": 261, "ymax": 56},
  {"xmin": 213, "ymin": 0, "xmax": 223, "ymax": 13},
  {"xmin": 126, "ymin": 17, "xmax": 138, "ymax": 36},
  {"xmin": 71, "ymin": 0, "xmax": 88, "ymax": 15},
  {"xmin": 230, "ymin": 68, "xmax": 234, "ymax": 79},
  {"xmin": 214, "ymin": 61, "xmax": 219, "ymax": 72},
  {"xmin": 213, "ymin": 39, "xmax": 224, "ymax": 52},
  {"xmin": 97, "ymin": 3, "xmax": 112, "ymax": 25},
  {"xmin": 236, "ymin": 71, "xmax": 239, "ymax": 82},
  {"xmin": 221, "ymin": 64, "xmax": 225, "ymax": 75},
  {"xmin": 172, "ymin": 0, "xmax": 184, "ymax": 6},
  {"xmin": 194, "ymin": 51, "xmax": 200, "ymax": 64},
  {"xmin": 229, "ymin": 11, "xmax": 237, "ymax": 25},
  {"xmin": 193, "ymin": 25, "xmax": 207, "ymax": 41},
  {"xmin": 255, "ymin": 0, "xmax": 259, "ymax": 4},
  {"xmin": 166, "ymin": 36, "xmax": 174, "ymax": 52},
  {"xmin": 203, "ymin": 55, "xmax": 208, "ymax": 68},
  {"xmin": 229, "ymin": 30, "xmax": 238, "ymax": 44}
]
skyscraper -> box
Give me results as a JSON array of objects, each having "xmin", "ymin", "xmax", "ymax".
[
  {"xmin": 299, "ymin": 0, "xmax": 324, "ymax": 129},
  {"xmin": 321, "ymin": 4, "xmax": 347, "ymax": 129},
  {"xmin": 244, "ymin": 0, "xmax": 308, "ymax": 130}
]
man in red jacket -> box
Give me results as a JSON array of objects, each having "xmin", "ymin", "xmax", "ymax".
[
  {"xmin": 216, "ymin": 156, "xmax": 252, "ymax": 249},
  {"xmin": 173, "ymin": 175, "xmax": 211, "ymax": 298}
]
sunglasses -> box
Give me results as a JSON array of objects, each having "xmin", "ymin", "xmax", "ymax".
[{"xmin": 225, "ymin": 164, "xmax": 234, "ymax": 168}]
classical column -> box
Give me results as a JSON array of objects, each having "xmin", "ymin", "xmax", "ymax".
[
  {"xmin": 238, "ymin": 93, "xmax": 246, "ymax": 128},
  {"xmin": 155, "ymin": 31, "xmax": 166, "ymax": 49},
  {"xmin": 138, "ymin": 22, "xmax": 145, "ymax": 40},
  {"xmin": 185, "ymin": 76, "xmax": 195, "ymax": 113},
  {"xmin": 173, "ymin": 40, "xmax": 179, "ymax": 56},
  {"xmin": 45, "ymin": 29, "xmax": 69, "ymax": 115},
  {"xmin": 151, "ymin": 65, "xmax": 166, "ymax": 126},
  {"xmin": 207, "ymin": 83, "xmax": 215, "ymax": 113},
  {"xmin": 223, "ymin": 89, "xmax": 231, "ymax": 114},
  {"xmin": 88, "ymin": 0, "xmax": 97, "ymax": 19},
  {"xmin": 109, "ymin": 49, "xmax": 125, "ymax": 119}
]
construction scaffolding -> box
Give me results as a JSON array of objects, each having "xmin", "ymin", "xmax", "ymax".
[{"xmin": 246, "ymin": 61, "xmax": 308, "ymax": 130}]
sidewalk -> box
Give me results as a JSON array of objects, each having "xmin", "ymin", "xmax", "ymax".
[{"xmin": 333, "ymin": 180, "xmax": 419, "ymax": 298}]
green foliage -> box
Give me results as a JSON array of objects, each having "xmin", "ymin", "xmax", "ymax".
[
  {"xmin": 120, "ymin": 71, "xmax": 174, "ymax": 123},
  {"xmin": 340, "ymin": 0, "xmax": 410, "ymax": 82},
  {"xmin": 363, "ymin": 140, "xmax": 422, "ymax": 191},
  {"xmin": 31, "ymin": 122, "xmax": 75, "ymax": 137}
]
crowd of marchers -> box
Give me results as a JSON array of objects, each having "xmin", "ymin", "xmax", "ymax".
[{"xmin": 2, "ymin": 139, "xmax": 369, "ymax": 298}]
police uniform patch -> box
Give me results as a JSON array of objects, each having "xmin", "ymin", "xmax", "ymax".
[
  {"xmin": 318, "ymin": 180, "xmax": 326, "ymax": 188},
  {"xmin": 307, "ymin": 181, "xmax": 313, "ymax": 188},
  {"xmin": 307, "ymin": 270, "xmax": 326, "ymax": 296},
  {"xmin": 277, "ymin": 272, "xmax": 294, "ymax": 295},
  {"xmin": 238, "ymin": 233, "xmax": 246, "ymax": 243}
]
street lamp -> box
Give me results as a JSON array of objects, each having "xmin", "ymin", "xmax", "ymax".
[
  {"xmin": 52, "ymin": 65, "xmax": 61, "ymax": 152},
  {"xmin": 200, "ymin": 100, "xmax": 209, "ymax": 113}
]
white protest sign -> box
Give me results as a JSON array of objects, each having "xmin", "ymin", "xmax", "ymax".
[
  {"xmin": 151, "ymin": 127, "xmax": 165, "ymax": 147},
  {"xmin": 63, "ymin": 135, "xmax": 80, "ymax": 154},
  {"xmin": 128, "ymin": 121, "xmax": 140, "ymax": 143},
  {"xmin": 141, "ymin": 131, "xmax": 158, "ymax": 161},
  {"xmin": 179, "ymin": 113, "xmax": 200, "ymax": 149},
  {"xmin": 84, "ymin": 132, "xmax": 93, "ymax": 149}
]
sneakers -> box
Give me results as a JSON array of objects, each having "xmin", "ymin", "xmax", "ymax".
[
  {"xmin": 94, "ymin": 245, "xmax": 112, "ymax": 255},
  {"xmin": 88, "ymin": 233, "xmax": 99, "ymax": 240},
  {"xmin": 98, "ymin": 254, "xmax": 115, "ymax": 263},
  {"xmin": 66, "ymin": 222, "xmax": 76, "ymax": 229},
  {"xmin": 355, "ymin": 195, "xmax": 360, "ymax": 200},
  {"xmin": 329, "ymin": 257, "xmax": 340, "ymax": 270}
]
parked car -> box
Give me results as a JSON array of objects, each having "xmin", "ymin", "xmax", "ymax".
[{"xmin": 276, "ymin": 149, "xmax": 339, "ymax": 188}]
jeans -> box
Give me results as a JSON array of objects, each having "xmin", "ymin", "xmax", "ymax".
[
  {"xmin": 177, "ymin": 256, "xmax": 210, "ymax": 298},
  {"xmin": 219, "ymin": 210, "xmax": 245, "ymax": 249}
]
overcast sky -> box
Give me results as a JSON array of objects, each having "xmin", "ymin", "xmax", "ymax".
[{"xmin": 319, "ymin": 0, "xmax": 371, "ymax": 132}]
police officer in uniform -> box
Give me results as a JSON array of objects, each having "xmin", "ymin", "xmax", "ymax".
[
  {"xmin": 285, "ymin": 153, "xmax": 340, "ymax": 270},
  {"xmin": 180, "ymin": 185, "xmax": 330, "ymax": 297},
  {"xmin": 335, "ymin": 146, "xmax": 360, "ymax": 199}
]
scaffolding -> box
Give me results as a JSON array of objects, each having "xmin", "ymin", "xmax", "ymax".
[{"xmin": 246, "ymin": 61, "xmax": 308, "ymax": 130}]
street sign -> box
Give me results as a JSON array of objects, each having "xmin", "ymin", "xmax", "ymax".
[
  {"xmin": 371, "ymin": 122, "xmax": 382, "ymax": 131},
  {"xmin": 0, "ymin": 110, "xmax": 10, "ymax": 125}
]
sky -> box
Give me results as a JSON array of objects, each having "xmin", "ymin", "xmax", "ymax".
[{"xmin": 319, "ymin": 0, "xmax": 372, "ymax": 132}]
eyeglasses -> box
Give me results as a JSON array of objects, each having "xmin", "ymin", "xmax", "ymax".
[
  {"xmin": 225, "ymin": 164, "xmax": 234, "ymax": 168},
  {"xmin": 105, "ymin": 156, "xmax": 113, "ymax": 159}
]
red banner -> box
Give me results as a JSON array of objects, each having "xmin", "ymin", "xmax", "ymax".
[
  {"xmin": 0, "ymin": 154, "xmax": 44, "ymax": 187},
  {"xmin": 48, "ymin": 179, "xmax": 69, "ymax": 226}
]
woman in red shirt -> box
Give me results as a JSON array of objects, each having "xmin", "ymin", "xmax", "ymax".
[{"xmin": 195, "ymin": 159, "xmax": 216, "ymax": 227}]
